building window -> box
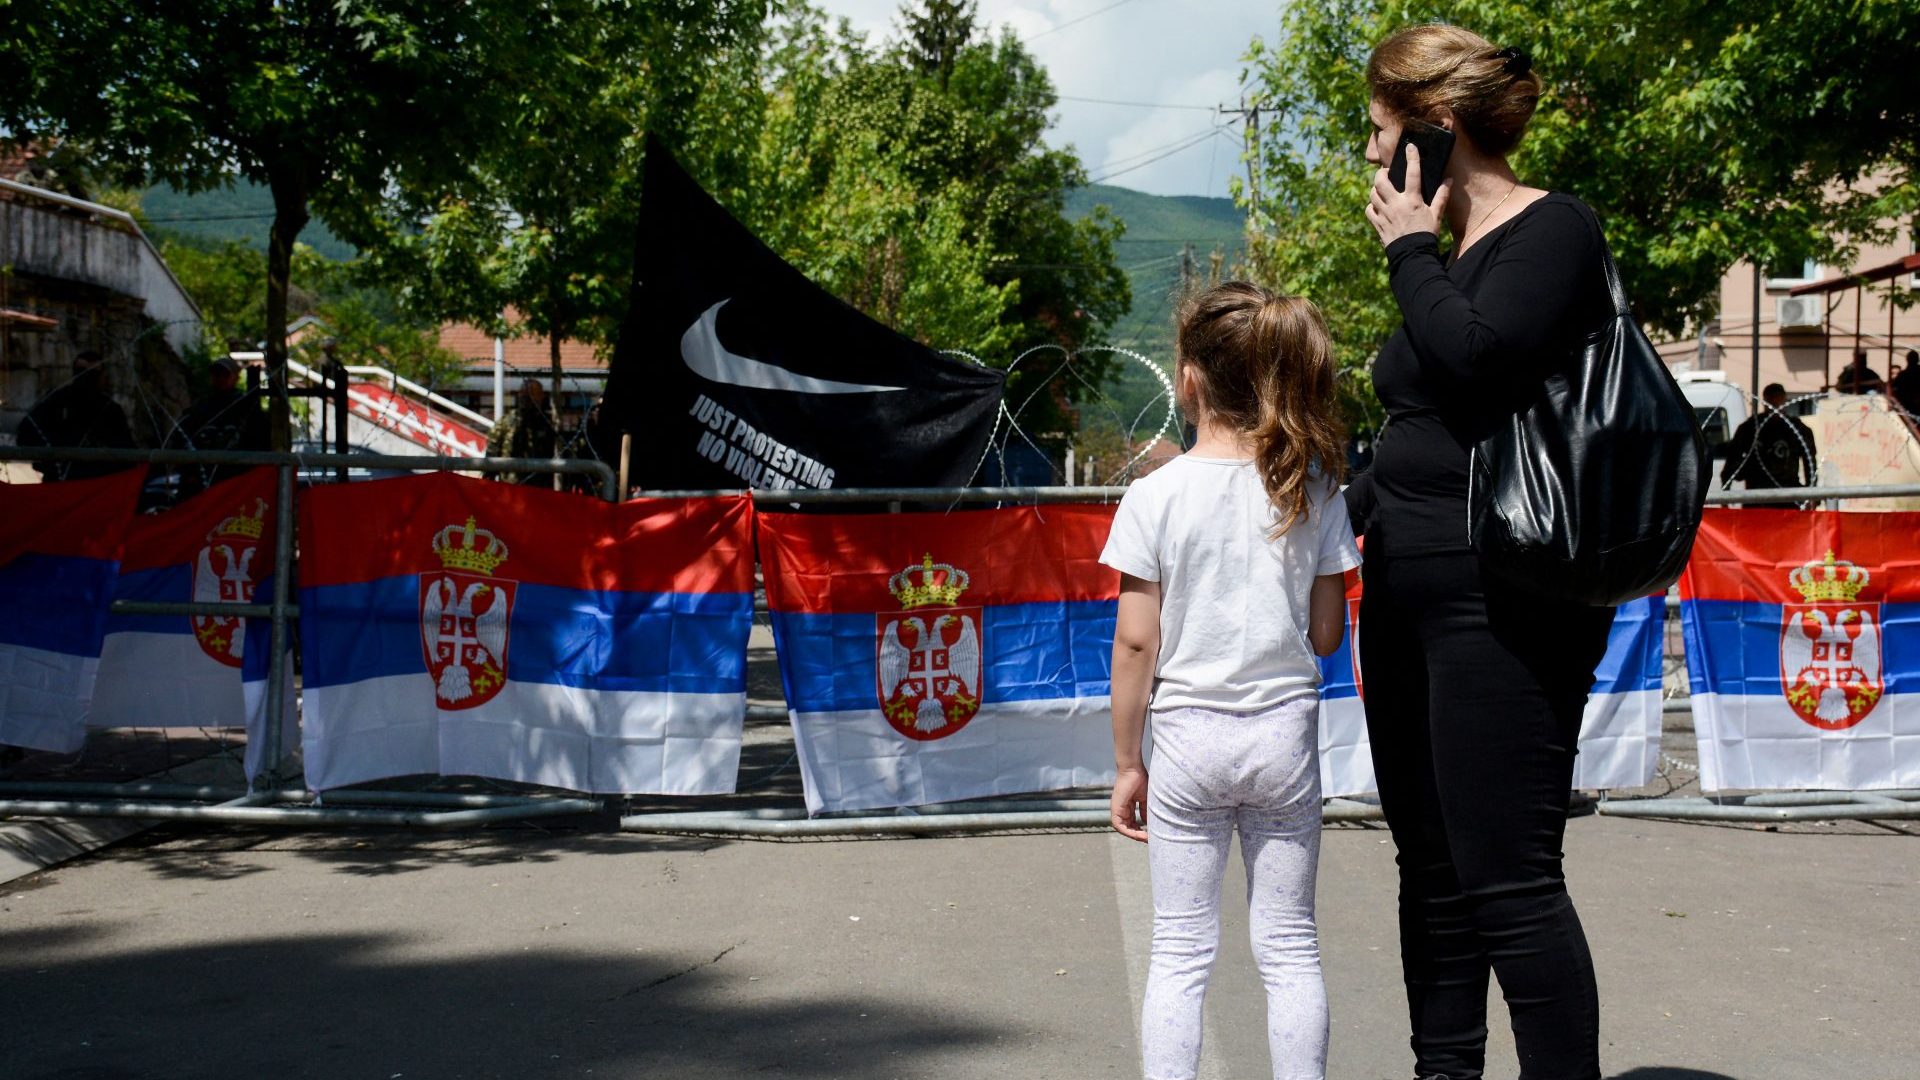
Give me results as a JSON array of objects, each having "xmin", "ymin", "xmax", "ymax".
[{"xmin": 1765, "ymin": 249, "xmax": 1821, "ymax": 291}]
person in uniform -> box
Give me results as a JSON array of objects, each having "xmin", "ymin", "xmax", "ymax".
[
  {"xmin": 167, "ymin": 357, "xmax": 270, "ymax": 499},
  {"xmin": 1720, "ymin": 383, "xmax": 1817, "ymax": 502},
  {"xmin": 487, "ymin": 378, "xmax": 557, "ymax": 485},
  {"xmin": 17, "ymin": 350, "xmax": 137, "ymax": 480},
  {"xmin": 1835, "ymin": 350, "xmax": 1886, "ymax": 395}
]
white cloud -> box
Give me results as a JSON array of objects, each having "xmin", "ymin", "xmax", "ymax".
[{"xmin": 811, "ymin": 0, "xmax": 1281, "ymax": 197}]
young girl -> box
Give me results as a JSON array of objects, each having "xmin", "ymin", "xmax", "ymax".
[{"xmin": 1101, "ymin": 282, "xmax": 1358, "ymax": 1080}]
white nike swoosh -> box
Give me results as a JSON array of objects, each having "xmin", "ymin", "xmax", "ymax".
[{"xmin": 679, "ymin": 300, "xmax": 903, "ymax": 394}]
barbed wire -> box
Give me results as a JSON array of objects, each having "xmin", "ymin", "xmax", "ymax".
[
  {"xmin": 944, "ymin": 340, "xmax": 1178, "ymax": 491},
  {"xmin": 1713, "ymin": 384, "xmax": 1920, "ymax": 500}
]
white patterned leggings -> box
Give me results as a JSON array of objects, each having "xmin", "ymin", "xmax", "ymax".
[{"xmin": 1141, "ymin": 697, "xmax": 1327, "ymax": 1080}]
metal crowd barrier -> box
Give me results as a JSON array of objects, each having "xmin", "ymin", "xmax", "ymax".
[
  {"xmin": 0, "ymin": 445, "xmax": 612, "ymax": 828},
  {"xmin": 1599, "ymin": 478, "xmax": 1920, "ymax": 824},
  {"xmin": 617, "ymin": 797, "xmax": 1386, "ymax": 838},
  {"xmin": 6, "ymin": 450, "xmax": 1919, "ymax": 835},
  {"xmin": 624, "ymin": 482, "xmax": 1177, "ymax": 838}
]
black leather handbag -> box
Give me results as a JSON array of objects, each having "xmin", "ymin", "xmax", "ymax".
[{"xmin": 1467, "ymin": 235, "xmax": 1708, "ymax": 607}]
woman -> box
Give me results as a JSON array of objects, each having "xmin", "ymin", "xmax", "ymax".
[{"xmin": 1355, "ymin": 24, "xmax": 1617, "ymax": 1080}]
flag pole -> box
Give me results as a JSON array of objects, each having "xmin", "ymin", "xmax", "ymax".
[{"xmin": 618, "ymin": 433, "xmax": 632, "ymax": 502}]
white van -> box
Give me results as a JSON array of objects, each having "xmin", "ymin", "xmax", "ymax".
[{"xmin": 1676, "ymin": 371, "xmax": 1748, "ymax": 461}]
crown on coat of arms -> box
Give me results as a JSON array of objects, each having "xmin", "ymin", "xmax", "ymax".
[
  {"xmin": 889, "ymin": 554, "xmax": 969, "ymax": 608},
  {"xmin": 1790, "ymin": 551, "xmax": 1869, "ymax": 602},
  {"xmin": 211, "ymin": 497, "xmax": 267, "ymax": 541},
  {"xmin": 433, "ymin": 516, "xmax": 509, "ymax": 575}
]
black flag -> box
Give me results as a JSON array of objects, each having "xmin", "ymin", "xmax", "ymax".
[{"xmin": 604, "ymin": 139, "xmax": 1004, "ymax": 492}]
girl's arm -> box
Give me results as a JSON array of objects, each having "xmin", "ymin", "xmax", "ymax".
[
  {"xmin": 1308, "ymin": 571, "xmax": 1347, "ymax": 657},
  {"xmin": 1110, "ymin": 573, "xmax": 1161, "ymax": 843}
]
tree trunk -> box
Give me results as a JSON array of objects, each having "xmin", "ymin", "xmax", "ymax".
[{"xmin": 265, "ymin": 169, "xmax": 311, "ymax": 454}]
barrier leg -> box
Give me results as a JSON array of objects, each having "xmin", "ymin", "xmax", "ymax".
[{"xmin": 260, "ymin": 462, "xmax": 296, "ymax": 792}]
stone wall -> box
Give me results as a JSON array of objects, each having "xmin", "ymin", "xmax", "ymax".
[
  {"xmin": 1, "ymin": 268, "xmax": 193, "ymax": 449},
  {"xmin": 0, "ymin": 189, "xmax": 199, "ymax": 451}
]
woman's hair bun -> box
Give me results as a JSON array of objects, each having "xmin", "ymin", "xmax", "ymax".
[
  {"xmin": 1368, "ymin": 25, "xmax": 1542, "ymax": 156},
  {"xmin": 1493, "ymin": 47, "xmax": 1531, "ymax": 77}
]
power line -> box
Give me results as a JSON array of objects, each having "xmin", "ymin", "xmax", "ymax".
[
  {"xmin": 987, "ymin": 253, "xmax": 1180, "ymax": 274},
  {"xmin": 1024, "ymin": 0, "xmax": 1143, "ymax": 42},
  {"xmin": 1089, "ymin": 121, "xmax": 1230, "ymax": 176},
  {"xmin": 1090, "ymin": 129, "xmax": 1230, "ymax": 185},
  {"xmin": 146, "ymin": 211, "xmax": 276, "ymax": 223},
  {"xmin": 1124, "ymin": 253, "xmax": 1183, "ymax": 271},
  {"xmin": 1056, "ymin": 95, "xmax": 1216, "ymax": 112}
]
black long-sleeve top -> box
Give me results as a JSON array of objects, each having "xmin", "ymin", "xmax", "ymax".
[{"xmin": 1364, "ymin": 192, "xmax": 1613, "ymax": 555}]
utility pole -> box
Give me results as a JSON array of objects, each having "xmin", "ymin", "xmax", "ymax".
[
  {"xmin": 1219, "ymin": 97, "xmax": 1264, "ymax": 212},
  {"xmin": 1751, "ymin": 264, "xmax": 1761, "ymax": 405},
  {"xmin": 493, "ymin": 314, "xmax": 506, "ymax": 423},
  {"xmin": 1180, "ymin": 242, "xmax": 1195, "ymax": 296}
]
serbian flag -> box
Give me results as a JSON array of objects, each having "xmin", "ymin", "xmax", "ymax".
[
  {"xmin": 299, "ymin": 473, "xmax": 754, "ymax": 793},
  {"xmin": 0, "ymin": 470, "xmax": 145, "ymax": 752},
  {"xmin": 92, "ymin": 469, "xmax": 276, "ymax": 733},
  {"xmin": 239, "ymin": 573, "xmax": 297, "ymax": 783},
  {"xmin": 759, "ymin": 505, "xmax": 1118, "ymax": 815},
  {"xmin": 1680, "ymin": 509, "xmax": 1920, "ymax": 791},
  {"xmin": 1317, "ymin": 577, "xmax": 1664, "ymax": 796},
  {"xmin": 1314, "ymin": 569, "xmax": 1374, "ymax": 798}
]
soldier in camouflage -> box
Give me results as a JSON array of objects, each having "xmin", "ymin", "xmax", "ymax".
[{"xmin": 487, "ymin": 379, "xmax": 558, "ymax": 485}]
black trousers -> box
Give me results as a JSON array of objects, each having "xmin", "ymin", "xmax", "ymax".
[{"xmin": 1359, "ymin": 550, "xmax": 1616, "ymax": 1080}]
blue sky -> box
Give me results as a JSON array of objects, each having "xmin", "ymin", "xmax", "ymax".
[{"xmin": 812, "ymin": 1, "xmax": 1283, "ymax": 199}]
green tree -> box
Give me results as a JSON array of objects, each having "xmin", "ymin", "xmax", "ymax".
[
  {"xmin": 371, "ymin": 2, "xmax": 1128, "ymax": 443},
  {"xmin": 1240, "ymin": 0, "xmax": 1920, "ymax": 417},
  {"xmin": 350, "ymin": 0, "xmax": 767, "ymax": 468},
  {"xmin": 2, "ymin": 1, "xmax": 565, "ymax": 447},
  {"xmin": 157, "ymin": 232, "xmax": 459, "ymax": 389},
  {"xmin": 897, "ymin": 0, "xmax": 979, "ymax": 89},
  {"xmin": 696, "ymin": 9, "xmax": 1129, "ymax": 436}
]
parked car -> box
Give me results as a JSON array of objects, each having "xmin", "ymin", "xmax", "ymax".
[
  {"xmin": 292, "ymin": 439, "xmax": 413, "ymax": 484},
  {"xmin": 1676, "ymin": 371, "xmax": 1749, "ymax": 461}
]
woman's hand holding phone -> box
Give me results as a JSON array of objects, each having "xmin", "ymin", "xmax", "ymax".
[{"xmin": 1366, "ymin": 144, "xmax": 1451, "ymax": 248}]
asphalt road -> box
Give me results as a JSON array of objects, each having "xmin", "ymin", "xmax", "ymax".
[{"xmin": 1, "ymin": 811, "xmax": 1913, "ymax": 1080}]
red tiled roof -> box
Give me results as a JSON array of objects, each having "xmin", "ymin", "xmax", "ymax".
[{"xmin": 440, "ymin": 312, "xmax": 603, "ymax": 371}]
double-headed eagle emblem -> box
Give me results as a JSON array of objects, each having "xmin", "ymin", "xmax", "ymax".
[
  {"xmin": 877, "ymin": 554, "xmax": 983, "ymax": 740},
  {"xmin": 419, "ymin": 516, "xmax": 515, "ymax": 709},
  {"xmin": 1781, "ymin": 551, "xmax": 1882, "ymax": 730},
  {"xmin": 190, "ymin": 496, "xmax": 266, "ymax": 666}
]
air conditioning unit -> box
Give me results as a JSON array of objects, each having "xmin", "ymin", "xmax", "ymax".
[{"xmin": 1777, "ymin": 295, "xmax": 1824, "ymax": 332}]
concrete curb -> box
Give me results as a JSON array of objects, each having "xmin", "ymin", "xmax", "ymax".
[{"xmin": 0, "ymin": 752, "xmax": 243, "ymax": 887}]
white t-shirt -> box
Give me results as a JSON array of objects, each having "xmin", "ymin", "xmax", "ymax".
[{"xmin": 1099, "ymin": 455, "xmax": 1361, "ymax": 713}]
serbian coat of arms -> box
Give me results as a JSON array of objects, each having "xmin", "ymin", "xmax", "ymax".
[
  {"xmin": 419, "ymin": 516, "xmax": 515, "ymax": 710},
  {"xmin": 877, "ymin": 554, "xmax": 982, "ymax": 741},
  {"xmin": 1781, "ymin": 551, "xmax": 1882, "ymax": 730},
  {"xmin": 190, "ymin": 496, "xmax": 266, "ymax": 667}
]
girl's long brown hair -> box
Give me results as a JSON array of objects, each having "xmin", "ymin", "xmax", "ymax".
[{"xmin": 1175, "ymin": 282, "xmax": 1345, "ymax": 537}]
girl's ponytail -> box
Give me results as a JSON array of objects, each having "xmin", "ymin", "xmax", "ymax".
[{"xmin": 1175, "ymin": 283, "xmax": 1345, "ymax": 537}]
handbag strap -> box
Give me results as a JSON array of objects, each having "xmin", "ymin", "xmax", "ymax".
[{"xmin": 1592, "ymin": 210, "xmax": 1630, "ymax": 319}]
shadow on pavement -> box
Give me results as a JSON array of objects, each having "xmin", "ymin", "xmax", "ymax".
[
  {"xmin": 1612, "ymin": 1060, "xmax": 1751, "ymax": 1068},
  {"xmin": 99, "ymin": 826, "xmax": 731, "ymax": 881},
  {"xmin": 0, "ymin": 924, "xmax": 1004, "ymax": 1079}
]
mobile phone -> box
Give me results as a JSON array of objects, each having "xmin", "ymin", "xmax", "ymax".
[{"xmin": 1387, "ymin": 119, "xmax": 1455, "ymax": 205}]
